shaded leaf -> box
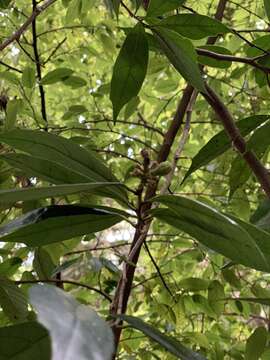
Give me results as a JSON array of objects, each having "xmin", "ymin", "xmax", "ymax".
[
  {"xmin": 0, "ymin": 129, "xmax": 127, "ymax": 202},
  {"xmin": 5, "ymin": 99, "xmax": 22, "ymax": 130},
  {"xmin": 63, "ymin": 75, "xmax": 87, "ymax": 88},
  {"xmin": 154, "ymin": 28, "xmax": 206, "ymax": 92},
  {"xmin": 264, "ymin": 0, "xmax": 270, "ymax": 21},
  {"xmin": 182, "ymin": 115, "xmax": 270, "ymax": 183},
  {"xmin": 0, "ymin": 182, "xmax": 121, "ymax": 203},
  {"xmin": 250, "ymin": 198, "xmax": 270, "ymax": 231},
  {"xmin": 157, "ymin": 14, "xmax": 230, "ymax": 40},
  {"xmin": 22, "ymin": 67, "xmax": 36, "ymax": 88},
  {"xmin": 147, "ymin": 0, "xmax": 185, "ymax": 17},
  {"xmin": 110, "ymin": 23, "xmax": 148, "ymax": 122},
  {"xmin": 0, "ymin": 205, "xmax": 124, "ymax": 246},
  {"xmin": 152, "ymin": 195, "xmax": 270, "ymax": 272},
  {"xmin": 0, "ymin": 279, "xmax": 28, "ymax": 321},
  {"xmin": 245, "ymin": 327, "xmax": 267, "ymax": 360},
  {"xmin": 0, "ymin": 321, "xmax": 51, "ymax": 360},
  {"xmin": 41, "ymin": 68, "xmax": 73, "ymax": 85},
  {"xmin": 30, "ymin": 285, "xmax": 114, "ymax": 360},
  {"xmin": 119, "ymin": 315, "xmax": 206, "ymax": 360},
  {"xmin": 229, "ymin": 120, "xmax": 270, "ymax": 197}
]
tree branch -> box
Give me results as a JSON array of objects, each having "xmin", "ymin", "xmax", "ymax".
[
  {"xmin": 0, "ymin": 0, "xmax": 57, "ymax": 52},
  {"xmin": 203, "ymin": 84, "xmax": 270, "ymax": 198},
  {"xmin": 32, "ymin": 0, "xmax": 48, "ymax": 130},
  {"xmin": 14, "ymin": 278, "xmax": 112, "ymax": 302}
]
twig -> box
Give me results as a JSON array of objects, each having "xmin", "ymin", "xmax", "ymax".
[
  {"xmin": 0, "ymin": 0, "xmax": 57, "ymax": 52},
  {"xmin": 203, "ymin": 84, "xmax": 270, "ymax": 198},
  {"xmin": 144, "ymin": 241, "xmax": 174, "ymax": 299},
  {"xmin": 32, "ymin": 0, "xmax": 48, "ymax": 129},
  {"xmin": 14, "ymin": 278, "xmax": 112, "ymax": 302},
  {"xmin": 160, "ymin": 90, "xmax": 198, "ymax": 194}
]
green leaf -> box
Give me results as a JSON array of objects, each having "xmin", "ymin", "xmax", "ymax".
[
  {"xmin": 154, "ymin": 28, "xmax": 206, "ymax": 93},
  {"xmin": 0, "ymin": 182, "xmax": 121, "ymax": 203},
  {"xmin": 110, "ymin": 0, "xmax": 120, "ymax": 18},
  {"xmin": 0, "ymin": 129, "xmax": 128, "ymax": 203},
  {"xmin": 152, "ymin": 195, "xmax": 270, "ymax": 272},
  {"xmin": 264, "ymin": 0, "xmax": 270, "ymax": 21},
  {"xmin": 0, "ymin": 321, "xmax": 51, "ymax": 360},
  {"xmin": 250, "ymin": 198, "xmax": 270, "ymax": 231},
  {"xmin": 178, "ymin": 278, "xmax": 210, "ymax": 291},
  {"xmin": 63, "ymin": 75, "xmax": 87, "ymax": 88},
  {"xmin": 63, "ymin": 105, "xmax": 88, "ymax": 120},
  {"xmin": 227, "ymin": 215, "xmax": 270, "ymax": 267},
  {"xmin": 0, "ymin": 205, "xmax": 124, "ymax": 246},
  {"xmin": 246, "ymin": 35, "xmax": 270, "ymax": 57},
  {"xmin": 41, "ymin": 68, "xmax": 74, "ymax": 85},
  {"xmin": 110, "ymin": 23, "xmax": 149, "ymax": 122},
  {"xmin": 157, "ymin": 14, "xmax": 230, "ymax": 40},
  {"xmin": 0, "ymin": 0, "xmax": 12, "ymax": 9},
  {"xmin": 30, "ymin": 285, "xmax": 114, "ymax": 360},
  {"xmin": 0, "ymin": 279, "xmax": 28, "ymax": 321},
  {"xmin": 22, "ymin": 66, "xmax": 36, "ymax": 88},
  {"xmin": 33, "ymin": 248, "xmax": 56, "ymax": 279},
  {"xmin": 119, "ymin": 315, "xmax": 207, "ymax": 359},
  {"xmin": 5, "ymin": 99, "xmax": 22, "ymax": 130},
  {"xmin": 245, "ymin": 327, "xmax": 267, "ymax": 360},
  {"xmin": 197, "ymin": 45, "xmax": 233, "ymax": 69},
  {"xmin": 229, "ymin": 120, "xmax": 270, "ymax": 197},
  {"xmin": 147, "ymin": 0, "xmax": 185, "ymax": 17},
  {"xmin": 1, "ymin": 153, "xmax": 93, "ymax": 184},
  {"xmin": 0, "ymin": 257, "xmax": 22, "ymax": 277},
  {"xmin": 182, "ymin": 115, "xmax": 270, "ymax": 183}
]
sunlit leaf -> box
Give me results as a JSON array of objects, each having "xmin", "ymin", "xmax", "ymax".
[
  {"xmin": 30, "ymin": 285, "xmax": 114, "ymax": 360},
  {"xmin": 110, "ymin": 23, "xmax": 148, "ymax": 122}
]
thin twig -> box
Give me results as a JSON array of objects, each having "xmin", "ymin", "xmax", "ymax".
[
  {"xmin": 14, "ymin": 278, "xmax": 112, "ymax": 302},
  {"xmin": 0, "ymin": 0, "xmax": 57, "ymax": 52}
]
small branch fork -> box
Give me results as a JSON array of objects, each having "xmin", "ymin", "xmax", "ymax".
[{"xmin": 0, "ymin": 0, "xmax": 57, "ymax": 52}]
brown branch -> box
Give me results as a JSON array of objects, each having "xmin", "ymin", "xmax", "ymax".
[
  {"xmin": 32, "ymin": 0, "xmax": 48, "ymax": 130},
  {"xmin": 0, "ymin": 60, "xmax": 22, "ymax": 73},
  {"xmin": 0, "ymin": 0, "xmax": 57, "ymax": 52},
  {"xmin": 197, "ymin": 48, "xmax": 270, "ymax": 73},
  {"xmin": 203, "ymin": 84, "xmax": 270, "ymax": 198},
  {"xmin": 110, "ymin": 0, "xmax": 229, "ymax": 356}
]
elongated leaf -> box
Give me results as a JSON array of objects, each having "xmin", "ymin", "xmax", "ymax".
[
  {"xmin": 0, "ymin": 321, "xmax": 51, "ymax": 360},
  {"xmin": 0, "ymin": 279, "xmax": 29, "ymax": 321},
  {"xmin": 264, "ymin": 0, "xmax": 270, "ymax": 21},
  {"xmin": 0, "ymin": 182, "xmax": 121, "ymax": 203},
  {"xmin": 250, "ymin": 198, "xmax": 270, "ymax": 231},
  {"xmin": 110, "ymin": 0, "xmax": 120, "ymax": 17},
  {"xmin": 30, "ymin": 285, "xmax": 114, "ymax": 360},
  {"xmin": 245, "ymin": 327, "xmax": 267, "ymax": 360},
  {"xmin": 41, "ymin": 68, "xmax": 73, "ymax": 85},
  {"xmin": 157, "ymin": 14, "xmax": 230, "ymax": 40},
  {"xmin": 154, "ymin": 28, "xmax": 206, "ymax": 92},
  {"xmin": 147, "ymin": 0, "xmax": 185, "ymax": 17},
  {"xmin": 1, "ymin": 153, "xmax": 92, "ymax": 184},
  {"xmin": 227, "ymin": 215, "xmax": 270, "ymax": 262},
  {"xmin": 152, "ymin": 195, "xmax": 270, "ymax": 272},
  {"xmin": 183, "ymin": 115, "xmax": 270, "ymax": 183},
  {"xmin": 119, "ymin": 315, "xmax": 206, "ymax": 360},
  {"xmin": 5, "ymin": 99, "xmax": 22, "ymax": 130},
  {"xmin": 110, "ymin": 23, "xmax": 148, "ymax": 122},
  {"xmin": 229, "ymin": 120, "xmax": 270, "ymax": 197},
  {"xmin": 0, "ymin": 205, "xmax": 123, "ymax": 246},
  {"xmin": 22, "ymin": 66, "xmax": 36, "ymax": 88},
  {"xmin": 0, "ymin": 129, "xmax": 127, "ymax": 202}
]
